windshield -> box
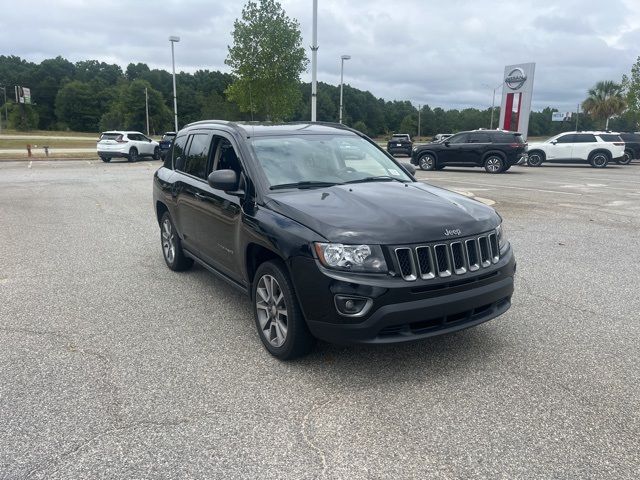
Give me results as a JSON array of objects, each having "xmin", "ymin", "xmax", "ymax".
[{"xmin": 250, "ymin": 134, "xmax": 413, "ymax": 188}]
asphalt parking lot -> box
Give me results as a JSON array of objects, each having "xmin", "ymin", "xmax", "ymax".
[{"xmin": 1, "ymin": 159, "xmax": 639, "ymax": 479}]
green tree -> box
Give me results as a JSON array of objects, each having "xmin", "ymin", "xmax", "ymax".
[
  {"xmin": 225, "ymin": 0, "xmax": 308, "ymax": 120},
  {"xmin": 622, "ymin": 56, "xmax": 640, "ymax": 130},
  {"xmin": 7, "ymin": 102, "xmax": 39, "ymax": 130},
  {"xmin": 582, "ymin": 80, "xmax": 626, "ymax": 130},
  {"xmin": 55, "ymin": 80, "xmax": 105, "ymax": 131}
]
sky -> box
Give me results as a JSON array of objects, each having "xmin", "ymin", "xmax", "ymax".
[{"xmin": 2, "ymin": 0, "xmax": 639, "ymax": 112}]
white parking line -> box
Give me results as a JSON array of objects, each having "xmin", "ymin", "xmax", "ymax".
[
  {"xmin": 432, "ymin": 179, "xmax": 583, "ymax": 196},
  {"xmin": 28, "ymin": 161, "xmax": 32, "ymax": 169}
]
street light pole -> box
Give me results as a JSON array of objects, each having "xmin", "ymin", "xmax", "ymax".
[
  {"xmin": 339, "ymin": 55, "xmax": 351, "ymax": 124},
  {"xmin": 145, "ymin": 87, "xmax": 150, "ymax": 136},
  {"xmin": 483, "ymin": 82, "xmax": 503, "ymax": 130},
  {"xmin": 169, "ymin": 36, "xmax": 180, "ymax": 132},
  {"xmin": 310, "ymin": 0, "xmax": 318, "ymax": 122},
  {"xmin": 417, "ymin": 104, "xmax": 421, "ymax": 139}
]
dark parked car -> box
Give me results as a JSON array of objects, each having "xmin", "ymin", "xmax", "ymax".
[
  {"xmin": 153, "ymin": 121, "xmax": 516, "ymax": 359},
  {"xmin": 619, "ymin": 132, "xmax": 640, "ymax": 163},
  {"xmin": 387, "ymin": 133, "xmax": 413, "ymax": 156},
  {"xmin": 597, "ymin": 133, "xmax": 632, "ymax": 165},
  {"xmin": 411, "ymin": 130, "xmax": 528, "ymax": 173},
  {"xmin": 159, "ymin": 132, "xmax": 176, "ymax": 160}
]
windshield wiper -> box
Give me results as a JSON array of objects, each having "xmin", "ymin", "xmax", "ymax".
[
  {"xmin": 270, "ymin": 181, "xmax": 343, "ymax": 190},
  {"xmin": 344, "ymin": 176, "xmax": 407, "ymax": 185}
]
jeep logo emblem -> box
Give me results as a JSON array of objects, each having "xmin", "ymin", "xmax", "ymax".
[
  {"xmin": 444, "ymin": 228, "xmax": 462, "ymax": 237},
  {"xmin": 505, "ymin": 68, "xmax": 527, "ymax": 90}
]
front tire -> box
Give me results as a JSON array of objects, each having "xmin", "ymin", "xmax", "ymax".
[
  {"xmin": 160, "ymin": 212, "xmax": 193, "ymax": 271},
  {"xmin": 589, "ymin": 152, "xmax": 609, "ymax": 168},
  {"xmin": 484, "ymin": 155, "xmax": 505, "ymax": 173},
  {"xmin": 128, "ymin": 147, "xmax": 138, "ymax": 162},
  {"xmin": 618, "ymin": 150, "xmax": 632, "ymax": 165},
  {"xmin": 253, "ymin": 260, "xmax": 315, "ymax": 360},
  {"xmin": 418, "ymin": 153, "xmax": 436, "ymax": 171}
]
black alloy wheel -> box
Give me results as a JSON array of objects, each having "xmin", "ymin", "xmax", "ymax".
[{"xmin": 418, "ymin": 153, "xmax": 436, "ymax": 171}]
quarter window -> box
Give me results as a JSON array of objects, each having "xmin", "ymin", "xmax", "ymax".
[
  {"xmin": 183, "ymin": 134, "xmax": 212, "ymax": 179},
  {"xmin": 171, "ymin": 135, "xmax": 188, "ymax": 171}
]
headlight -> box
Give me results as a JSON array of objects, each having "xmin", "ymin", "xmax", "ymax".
[
  {"xmin": 314, "ymin": 243, "xmax": 388, "ymax": 273},
  {"xmin": 496, "ymin": 223, "xmax": 508, "ymax": 251}
]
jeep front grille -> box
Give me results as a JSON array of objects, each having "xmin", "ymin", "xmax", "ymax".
[{"xmin": 392, "ymin": 231, "xmax": 500, "ymax": 281}]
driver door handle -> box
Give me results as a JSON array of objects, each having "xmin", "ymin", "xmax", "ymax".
[{"xmin": 194, "ymin": 192, "xmax": 207, "ymax": 201}]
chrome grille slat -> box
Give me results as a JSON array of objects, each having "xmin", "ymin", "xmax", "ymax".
[
  {"xmin": 392, "ymin": 229, "xmax": 501, "ymax": 281},
  {"xmin": 395, "ymin": 247, "xmax": 417, "ymax": 281},
  {"xmin": 415, "ymin": 246, "xmax": 435, "ymax": 279}
]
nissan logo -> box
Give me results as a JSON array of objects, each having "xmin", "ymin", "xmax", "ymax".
[{"xmin": 505, "ymin": 68, "xmax": 527, "ymax": 90}]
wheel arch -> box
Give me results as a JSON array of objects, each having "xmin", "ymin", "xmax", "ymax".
[
  {"xmin": 246, "ymin": 243, "xmax": 287, "ymax": 286},
  {"xmin": 527, "ymin": 149, "xmax": 546, "ymax": 159},
  {"xmin": 156, "ymin": 201, "xmax": 168, "ymax": 225},
  {"xmin": 481, "ymin": 150, "xmax": 506, "ymax": 162},
  {"xmin": 589, "ymin": 149, "xmax": 611, "ymax": 160}
]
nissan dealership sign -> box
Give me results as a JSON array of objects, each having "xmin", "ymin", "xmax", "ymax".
[{"xmin": 498, "ymin": 63, "xmax": 536, "ymax": 140}]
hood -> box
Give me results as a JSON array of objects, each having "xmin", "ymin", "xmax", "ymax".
[{"xmin": 264, "ymin": 182, "xmax": 499, "ymax": 244}]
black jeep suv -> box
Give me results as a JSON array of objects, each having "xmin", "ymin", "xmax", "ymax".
[
  {"xmin": 411, "ymin": 130, "xmax": 528, "ymax": 173},
  {"xmin": 153, "ymin": 121, "xmax": 516, "ymax": 359},
  {"xmin": 387, "ymin": 133, "xmax": 413, "ymax": 156}
]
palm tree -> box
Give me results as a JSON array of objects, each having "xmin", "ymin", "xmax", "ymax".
[{"xmin": 582, "ymin": 80, "xmax": 626, "ymax": 130}]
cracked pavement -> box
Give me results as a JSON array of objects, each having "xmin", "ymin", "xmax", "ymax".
[{"xmin": 0, "ymin": 159, "xmax": 639, "ymax": 479}]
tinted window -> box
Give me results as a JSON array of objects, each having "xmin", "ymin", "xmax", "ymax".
[
  {"xmin": 128, "ymin": 134, "xmax": 139, "ymax": 141},
  {"xmin": 555, "ymin": 134, "xmax": 575, "ymax": 143},
  {"xmin": 467, "ymin": 133, "xmax": 490, "ymax": 143},
  {"xmin": 449, "ymin": 133, "xmax": 469, "ymax": 144},
  {"xmin": 100, "ymin": 133, "xmax": 120, "ymax": 141},
  {"xmin": 574, "ymin": 134, "xmax": 597, "ymax": 143},
  {"xmin": 162, "ymin": 133, "xmax": 176, "ymax": 141},
  {"xmin": 599, "ymin": 134, "xmax": 621, "ymax": 142},
  {"xmin": 171, "ymin": 135, "xmax": 188, "ymax": 170},
  {"xmin": 492, "ymin": 132, "xmax": 523, "ymax": 144},
  {"xmin": 183, "ymin": 134, "xmax": 211, "ymax": 179},
  {"xmin": 620, "ymin": 133, "xmax": 639, "ymax": 141}
]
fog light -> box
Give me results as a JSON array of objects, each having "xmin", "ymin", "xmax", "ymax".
[{"xmin": 334, "ymin": 295, "xmax": 372, "ymax": 317}]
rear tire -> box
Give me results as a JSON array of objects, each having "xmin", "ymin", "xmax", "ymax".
[
  {"xmin": 527, "ymin": 151, "xmax": 544, "ymax": 167},
  {"xmin": 484, "ymin": 155, "xmax": 505, "ymax": 173},
  {"xmin": 589, "ymin": 152, "xmax": 609, "ymax": 168},
  {"xmin": 160, "ymin": 212, "xmax": 193, "ymax": 271},
  {"xmin": 253, "ymin": 261, "xmax": 316, "ymax": 360},
  {"xmin": 128, "ymin": 147, "xmax": 138, "ymax": 162},
  {"xmin": 100, "ymin": 156, "xmax": 111, "ymax": 163},
  {"xmin": 418, "ymin": 153, "xmax": 436, "ymax": 171},
  {"xmin": 153, "ymin": 147, "xmax": 161, "ymax": 160}
]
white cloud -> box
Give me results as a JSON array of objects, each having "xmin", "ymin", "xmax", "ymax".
[{"xmin": 1, "ymin": 0, "xmax": 636, "ymax": 111}]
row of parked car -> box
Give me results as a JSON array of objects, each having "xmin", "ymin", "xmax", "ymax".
[{"xmin": 387, "ymin": 130, "xmax": 640, "ymax": 173}]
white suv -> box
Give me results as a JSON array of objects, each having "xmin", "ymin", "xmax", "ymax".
[
  {"xmin": 527, "ymin": 131, "xmax": 625, "ymax": 168},
  {"xmin": 97, "ymin": 131, "xmax": 160, "ymax": 163}
]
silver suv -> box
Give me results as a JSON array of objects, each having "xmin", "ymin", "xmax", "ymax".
[{"xmin": 97, "ymin": 131, "xmax": 160, "ymax": 163}]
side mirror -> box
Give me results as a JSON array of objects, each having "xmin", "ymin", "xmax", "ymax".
[
  {"xmin": 208, "ymin": 169, "xmax": 241, "ymax": 193},
  {"xmin": 444, "ymin": 141, "xmax": 450, "ymax": 146},
  {"xmin": 551, "ymin": 140, "xmax": 557, "ymax": 145},
  {"xmin": 401, "ymin": 163, "xmax": 416, "ymax": 175}
]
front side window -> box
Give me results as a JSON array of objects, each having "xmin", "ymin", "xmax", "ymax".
[
  {"xmin": 250, "ymin": 134, "xmax": 412, "ymax": 188},
  {"xmin": 555, "ymin": 134, "xmax": 575, "ymax": 144},
  {"xmin": 448, "ymin": 133, "xmax": 469, "ymax": 144}
]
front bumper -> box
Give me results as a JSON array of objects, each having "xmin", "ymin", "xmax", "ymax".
[{"xmin": 290, "ymin": 248, "xmax": 516, "ymax": 344}]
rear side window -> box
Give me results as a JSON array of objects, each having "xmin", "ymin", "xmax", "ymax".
[
  {"xmin": 171, "ymin": 135, "xmax": 188, "ymax": 170},
  {"xmin": 182, "ymin": 134, "xmax": 212, "ymax": 179},
  {"xmin": 449, "ymin": 133, "xmax": 469, "ymax": 144},
  {"xmin": 598, "ymin": 134, "xmax": 621, "ymax": 142},
  {"xmin": 574, "ymin": 134, "xmax": 597, "ymax": 143},
  {"xmin": 467, "ymin": 133, "xmax": 490, "ymax": 143},
  {"xmin": 620, "ymin": 133, "xmax": 639, "ymax": 141}
]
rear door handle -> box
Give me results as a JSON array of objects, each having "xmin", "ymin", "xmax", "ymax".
[{"xmin": 194, "ymin": 192, "xmax": 207, "ymax": 201}]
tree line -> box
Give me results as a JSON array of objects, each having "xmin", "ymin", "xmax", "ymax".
[{"xmin": 0, "ymin": 54, "xmax": 637, "ymax": 137}]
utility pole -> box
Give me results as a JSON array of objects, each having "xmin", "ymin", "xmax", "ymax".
[
  {"xmin": 310, "ymin": 0, "xmax": 318, "ymax": 122},
  {"xmin": 576, "ymin": 103, "xmax": 579, "ymax": 131},
  {"xmin": 145, "ymin": 87, "xmax": 150, "ymax": 136},
  {"xmin": 339, "ymin": 55, "xmax": 351, "ymax": 124},
  {"xmin": 417, "ymin": 104, "xmax": 421, "ymax": 139},
  {"xmin": 169, "ymin": 36, "xmax": 180, "ymax": 132}
]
